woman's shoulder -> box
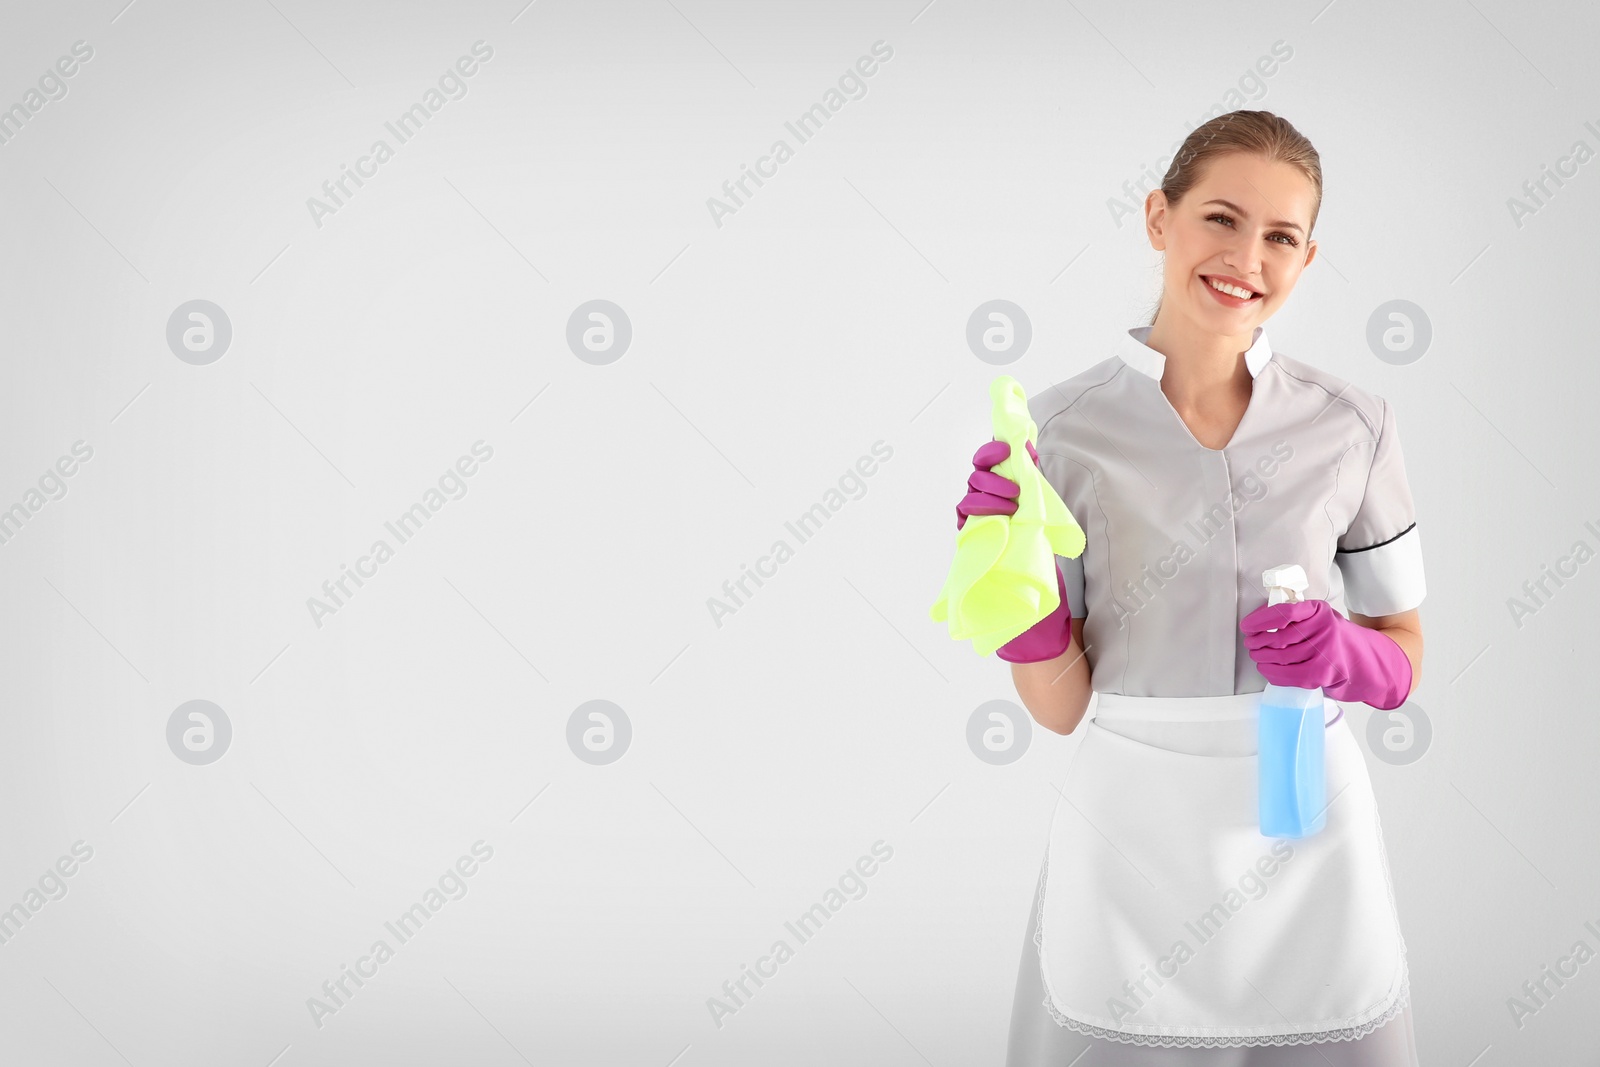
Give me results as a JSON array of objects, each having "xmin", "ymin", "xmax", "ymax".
[
  {"xmin": 1265, "ymin": 350, "xmax": 1390, "ymax": 438},
  {"xmin": 1025, "ymin": 356, "xmax": 1127, "ymax": 446}
]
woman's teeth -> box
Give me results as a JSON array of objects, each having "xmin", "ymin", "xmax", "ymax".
[{"xmin": 1206, "ymin": 277, "xmax": 1260, "ymax": 300}]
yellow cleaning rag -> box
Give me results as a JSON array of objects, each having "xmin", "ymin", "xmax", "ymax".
[{"xmin": 929, "ymin": 375, "xmax": 1086, "ymax": 656}]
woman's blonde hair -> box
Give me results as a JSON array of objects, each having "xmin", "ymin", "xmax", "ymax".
[{"xmin": 1147, "ymin": 110, "xmax": 1322, "ymax": 324}]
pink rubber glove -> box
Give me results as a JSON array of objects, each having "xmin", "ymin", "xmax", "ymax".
[
  {"xmin": 1239, "ymin": 600, "xmax": 1413, "ymax": 711},
  {"xmin": 954, "ymin": 439, "xmax": 1072, "ymax": 664},
  {"xmin": 955, "ymin": 438, "xmax": 1039, "ymax": 529}
]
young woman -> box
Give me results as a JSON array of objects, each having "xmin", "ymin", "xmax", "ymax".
[{"xmin": 955, "ymin": 111, "xmax": 1425, "ymax": 1064}]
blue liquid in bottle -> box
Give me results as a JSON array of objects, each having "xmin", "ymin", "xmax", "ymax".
[{"xmin": 1257, "ymin": 565, "xmax": 1328, "ymax": 839}]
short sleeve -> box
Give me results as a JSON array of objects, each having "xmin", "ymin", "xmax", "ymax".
[
  {"xmin": 1335, "ymin": 396, "xmax": 1425, "ymax": 616},
  {"xmin": 1056, "ymin": 554, "xmax": 1086, "ymax": 620},
  {"xmin": 1035, "ymin": 450, "xmax": 1089, "ymax": 620}
]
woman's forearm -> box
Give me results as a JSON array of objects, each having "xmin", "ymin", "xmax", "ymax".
[{"xmin": 1009, "ymin": 619, "xmax": 1094, "ymax": 734}]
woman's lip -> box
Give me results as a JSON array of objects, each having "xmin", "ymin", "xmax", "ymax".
[{"xmin": 1200, "ymin": 275, "xmax": 1262, "ymax": 308}]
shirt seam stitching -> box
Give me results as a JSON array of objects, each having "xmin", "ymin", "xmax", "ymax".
[
  {"xmin": 1323, "ymin": 438, "xmax": 1369, "ymax": 592},
  {"xmin": 1272, "ymin": 363, "xmax": 1380, "ymax": 439},
  {"xmin": 1033, "ymin": 362, "xmax": 1134, "ymax": 444}
]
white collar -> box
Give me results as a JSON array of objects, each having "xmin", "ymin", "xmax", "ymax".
[{"xmin": 1117, "ymin": 324, "xmax": 1274, "ymax": 381}]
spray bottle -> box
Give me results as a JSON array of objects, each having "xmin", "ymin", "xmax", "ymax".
[{"xmin": 1257, "ymin": 564, "xmax": 1328, "ymax": 838}]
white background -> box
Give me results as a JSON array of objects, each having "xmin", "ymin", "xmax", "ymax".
[{"xmin": 0, "ymin": 0, "xmax": 1594, "ymax": 1064}]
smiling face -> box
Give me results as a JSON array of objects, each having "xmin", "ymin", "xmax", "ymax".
[{"xmin": 1145, "ymin": 152, "xmax": 1319, "ymax": 335}]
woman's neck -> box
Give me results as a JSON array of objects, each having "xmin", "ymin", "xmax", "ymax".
[{"xmin": 1145, "ymin": 319, "xmax": 1256, "ymax": 408}]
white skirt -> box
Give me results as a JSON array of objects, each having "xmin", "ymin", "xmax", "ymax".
[{"xmin": 1021, "ymin": 692, "xmax": 1413, "ymax": 1053}]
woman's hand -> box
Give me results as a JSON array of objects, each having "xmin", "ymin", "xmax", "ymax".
[
  {"xmin": 1240, "ymin": 599, "xmax": 1413, "ymax": 710},
  {"xmin": 952, "ymin": 438, "xmax": 1070, "ymax": 663},
  {"xmin": 955, "ymin": 438, "xmax": 1038, "ymax": 529}
]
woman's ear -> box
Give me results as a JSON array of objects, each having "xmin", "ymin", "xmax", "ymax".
[{"xmin": 1145, "ymin": 190, "xmax": 1169, "ymax": 250}]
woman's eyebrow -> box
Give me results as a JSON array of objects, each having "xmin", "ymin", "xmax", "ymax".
[{"xmin": 1201, "ymin": 198, "xmax": 1305, "ymax": 235}]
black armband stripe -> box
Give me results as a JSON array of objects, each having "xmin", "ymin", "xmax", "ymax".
[{"xmin": 1335, "ymin": 521, "xmax": 1416, "ymax": 555}]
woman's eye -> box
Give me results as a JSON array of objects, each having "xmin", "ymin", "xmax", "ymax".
[{"xmin": 1208, "ymin": 214, "xmax": 1297, "ymax": 247}]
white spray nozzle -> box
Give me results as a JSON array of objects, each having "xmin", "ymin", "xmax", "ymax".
[{"xmin": 1262, "ymin": 563, "xmax": 1309, "ymax": 607}]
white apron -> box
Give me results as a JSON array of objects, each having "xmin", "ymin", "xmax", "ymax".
[{"xmin": 1035, "ymin": 692, "xmax": 1411, "ymax": 1048}]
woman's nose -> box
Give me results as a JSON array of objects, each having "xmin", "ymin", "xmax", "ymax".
[{"xmin": 1223, "ymin": 238, "xmax": 1263, "ymax": 277}]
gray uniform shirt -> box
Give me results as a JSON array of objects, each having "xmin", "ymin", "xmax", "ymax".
[{"xmin": 1028, "ymin": 324, "xmax": 1426, "ymax": 698}]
